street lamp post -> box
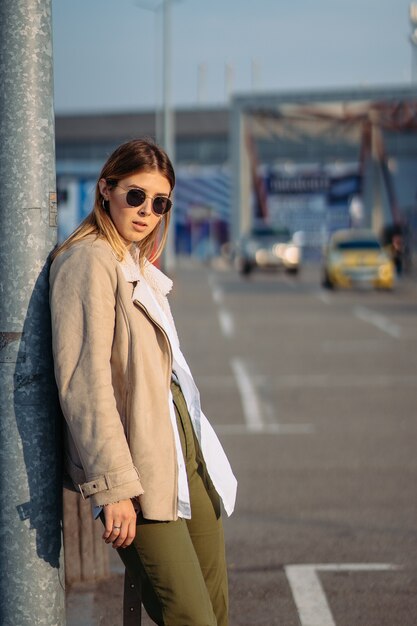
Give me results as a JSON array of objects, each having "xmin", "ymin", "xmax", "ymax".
[
  {"xmin": 135, "ymin": 0, "xmax": 176, "ymax": 271},
  {"xmin": 410, "ymin": 2, "xmax": 417, "ymax": 82},
  {"xmin": 162, "ymin": 0, "xmax": 176, "ymax": 271}
]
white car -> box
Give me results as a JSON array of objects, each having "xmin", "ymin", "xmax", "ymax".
[{"xmin": 236, "ymin": 225, "xmax": 301, "ymax": 275}]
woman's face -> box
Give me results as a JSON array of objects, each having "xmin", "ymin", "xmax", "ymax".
[{"xmin": 99, "ymin": 169, "xmax": 171, "ymax": 246}]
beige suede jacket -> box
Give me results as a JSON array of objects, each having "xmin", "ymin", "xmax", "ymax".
[{"xmin": 50, "ymin": 236, "xmax": 180, "ymax": 520}]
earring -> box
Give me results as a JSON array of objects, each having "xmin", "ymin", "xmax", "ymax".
[{"xmin": 102, "ymin": 198, "xmax": 109, "ymax": 212}]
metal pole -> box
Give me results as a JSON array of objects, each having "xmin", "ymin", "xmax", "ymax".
[
  {"xmin": 155, "ymin": 9, "xmax": 163, "ymax": 145},
  {"xmin": 197, "ymin": 62, "xmax": 207, "ymax": 105},
  {"xmin": 410, "ymin": 2, "xmax": 417, "ymax": 82},
  {"xmin": 0, "ymin": 1, "xmax": 65, "ymax": 624},
  {"xmin": 225, "ymin": 63, "xmax": 234, "ymax": 103},
  {"xmin": 162, "ymin": 0, "xmax": 176, "ymax": 271}
]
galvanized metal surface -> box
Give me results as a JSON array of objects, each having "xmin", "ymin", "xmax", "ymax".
[{"xmin": 0, "ymin": 0, "xmax": 65, "ymax": 624}]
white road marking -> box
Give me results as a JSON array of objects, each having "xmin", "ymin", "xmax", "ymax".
[
  {"xmin": 285, "ymin": 563, "xmax": 399, "ymax": 626},
  {"xmin": 218, "ymin": 308, "xmax": 234, "ymax": 337},
  {"xmin": 316, "ymin": 290, "xmax": 332, "ymax": 305},
  {"xmin": 208, "ymin": 275, "xmax": 233, "ymax": 336},
  {"xmin": 229, "ymin": 358, "xmax": 314, "ymax": 434},
  {"xmin": 354, "ymin": 305, "xmax": 401, "ymax": 338},
  {"xmin": 212, "ymin": 286, "xmax": 224, "ymax": 304},
  {"xmin": 208, "ymin": 273, "xmax": 224, "ymax": 304},
  {"xmin": 215, "ymin": 423, "xmax": 315, "ymax": 435},
  {"xmin": 230, "ymin": 358, "xmax": 264, "ymax": 432}
]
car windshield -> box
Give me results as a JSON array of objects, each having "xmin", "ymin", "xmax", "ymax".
[
  {"xmin": 251, "ymin": 227, "xmax": 291, "ymax": 242},
  {"xmin": 336, "ymin": 240, "xmax": 381, "ymax": 251}
]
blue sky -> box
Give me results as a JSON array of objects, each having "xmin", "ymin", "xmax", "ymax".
[{"xmin": 52, "ymin": 0, "xmax": 414, "ymax": 113}]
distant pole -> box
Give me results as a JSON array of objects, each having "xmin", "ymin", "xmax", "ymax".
[
  {"xmin": 197, "ymin": 62, "xmax": 208, "ymax": 105},
  {"xmin": 0, "ymin": 1, "xmax": 65, "ymax": 625},
  {"xmin": 135, "ymin": 0, "xmax": 177, "ymax": 270},
  {"xmin": 162, "ymin": 0, "xmax": 176, "ymax": 271},
  {"xmin": 225, "ymin": 63, "xmax": 234, "ymax": 102},
  {"xmin": 251, "ymin": 59, "xmax": 261, "ymax": 92},
  {"xmin": 410, "ymin": 3, "xmax": 417, "ymax": 82},
  {"xmin": 134, "ymin": 2, "xmax": 164, "ymax": 143},
  {"xmin": 155, "ymin": 10, "xmax": 163, "ymax": 144}
]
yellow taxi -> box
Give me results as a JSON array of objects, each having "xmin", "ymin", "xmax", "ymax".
[{"xmin": 322, "ymin": 229, "xmax": 395, "ymax": 290}]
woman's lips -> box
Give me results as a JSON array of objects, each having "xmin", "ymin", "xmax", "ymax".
[{"xmin": 132, "ymin": 221, "xmax": 148, "ymax": 231}]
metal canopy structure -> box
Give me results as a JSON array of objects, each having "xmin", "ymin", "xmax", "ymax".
[{"xmin": 231, "ymin": 85, "xmax": 417, "ymax": 243}]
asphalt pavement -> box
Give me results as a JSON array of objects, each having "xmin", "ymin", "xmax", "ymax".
[{"xmin": 67, "ymin": 259, "xmax": 417, "ymax": 626}]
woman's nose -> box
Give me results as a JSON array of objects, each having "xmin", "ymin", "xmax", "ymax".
[{"xmin": 138, "ymin": 198, "xmax": 152, "ymax": 216}]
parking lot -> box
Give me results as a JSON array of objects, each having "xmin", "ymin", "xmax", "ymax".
[{"xmin": 176, "ymin": 260, "xmax": 417, "ymax": 626}]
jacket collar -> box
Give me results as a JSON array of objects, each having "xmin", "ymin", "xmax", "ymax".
[
  {"xmin": 118, "ymin": 246, "xmax": 173, "ymax": 296},
  {"xmin": 117, "ymin": 247, "xmax": 173, "ymax": 330}
]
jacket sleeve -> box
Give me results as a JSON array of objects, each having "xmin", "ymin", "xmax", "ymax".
[{"xmin": 50, "ymin": 242, "xmax": 144, "ymax": 506}]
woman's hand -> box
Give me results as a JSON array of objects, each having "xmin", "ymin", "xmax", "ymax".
[{"xmin": 102, "ymin": 499, "xmax": 137, "ymax": 549}]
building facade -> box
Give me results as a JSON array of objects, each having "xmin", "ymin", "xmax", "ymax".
[{"xmin": 56, "ymin": 85, "xmax": 417, "ymax": 259}]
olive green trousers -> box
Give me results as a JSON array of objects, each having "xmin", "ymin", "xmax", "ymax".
[{"xmin": 115, "ymin": 380, "xmax": 228, "ymax": 626}]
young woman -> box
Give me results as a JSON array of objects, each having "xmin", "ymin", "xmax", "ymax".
[{"xmin": 50, "ymin": 139, "xmax": 237, "ymax": 626}]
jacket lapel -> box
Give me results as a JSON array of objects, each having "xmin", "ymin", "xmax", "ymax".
[
  {"xmin": 118, "ymin": 252, "xmax": 168, "ymax": 331},
  {"xmin": 131, "ymin": 279, "xmax": 166, "ymax": 329}
]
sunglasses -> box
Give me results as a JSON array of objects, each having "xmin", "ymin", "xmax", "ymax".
[{"xmin": 111, "ymin": 182, "xmax": 172, "ymax": 216}]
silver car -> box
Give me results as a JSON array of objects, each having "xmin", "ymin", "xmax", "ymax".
[{"xmin": 236, "ymin": 225, "xmax": 301, "ymax": 276}]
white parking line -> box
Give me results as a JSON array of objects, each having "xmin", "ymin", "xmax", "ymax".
[
  {"xmin": 230, "ymin": 358, "xmax": 315, "ymax": 435},
  {"xmin": 354, "ymin": 305, "xmax": 401, "ymax": 338},
  {"xmin": 212, "ymin": 286, "xmax": 224, "ymax": 304},
  {"xmin": 316, "ymin": 290, "xmax": 332, "ymax": 305},
  {"xmin": 230, "ymin": 358, "xmax": 264, "ymax": 432},
  {"xmin": 285, "ymin": 563, "xmax": 399, "ymax": 626},
  {"xmin": 215, "ymin": 423, "xmax": 315, "ymax": 435},
  {"xmin": 208, "ymin": 275, "xmax": 232, "ymax": 335},
  {"xmin": 218, "ymin": 308, "xmax": 234, "ymax": 338}
]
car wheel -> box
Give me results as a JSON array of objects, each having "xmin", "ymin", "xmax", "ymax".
[
  {"xmin": 240, "ymin": 260, "xmax": 253, "ymax": 275},
  {"xmin": 322, "ymin": 272, "xmax": 334, "ymax": 289},
  {"xmin": 285, "ymin": 267, "xmax": 299, "ymax": 276}
]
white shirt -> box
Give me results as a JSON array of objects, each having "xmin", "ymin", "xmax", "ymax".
[{"xmin": 93, "ymin": 251, "xmax": 237, "ymax": 519}]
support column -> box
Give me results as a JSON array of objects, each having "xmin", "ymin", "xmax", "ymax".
[{"xmin": 0, "ymin": 1, "xmax": 65, "ymax": 624}]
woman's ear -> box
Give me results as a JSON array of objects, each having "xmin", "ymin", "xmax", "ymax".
[{"xmin": 98, "ymin": 178, "xmax": 109, "ymax": 200}]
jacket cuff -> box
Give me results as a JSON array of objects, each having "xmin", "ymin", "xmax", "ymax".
[{"xmin": 78, "ymin": 465, "xmax": 144, "ymax": 505}]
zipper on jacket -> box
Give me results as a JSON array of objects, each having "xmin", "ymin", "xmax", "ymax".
[
  {"xmin": 133, "ymin": 298, "xmax": 178, "ymax": 517},
  {"xmin": 133, "ymin": 299, "xmax": 173, "ymax": 386}
]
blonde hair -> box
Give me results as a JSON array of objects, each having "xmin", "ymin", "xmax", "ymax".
[{"xmin": 52, "ymin": 139, "xmax": 175, "ymax": 266}]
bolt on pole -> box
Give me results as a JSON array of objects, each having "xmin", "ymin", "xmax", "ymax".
[{"xmin": 0, "ymin": 0, "xmax": 66, "ymax": 624}]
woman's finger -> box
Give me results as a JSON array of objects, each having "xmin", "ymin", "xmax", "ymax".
[
  {"xmin": 118, "ymin": 518, "xmax": 137, "ymax": 549},
  {"xmin": 110, "ymin": 523, "xmax": 127, "ymax": 548},
  {"xmin": 105, "ymin": 521, "xmax": 122, "ymax": 544},
  {"xmin": 102, "ymin": 500, "xmax": 137, "ymax": 545}
]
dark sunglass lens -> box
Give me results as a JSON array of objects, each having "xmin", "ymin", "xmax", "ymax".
[
  {"xmin": 153, "ymin": 197, "xmax": 172, "ymax": 215},
  {"xmin": 126, "ymin": 188, "xmax": 146, "ymax": 207}
]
